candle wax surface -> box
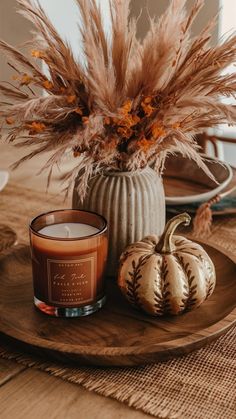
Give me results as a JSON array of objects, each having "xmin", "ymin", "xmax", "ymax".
[{"xmin": 38, "ymin": 223, "xmax": 100, "ymax": 239}]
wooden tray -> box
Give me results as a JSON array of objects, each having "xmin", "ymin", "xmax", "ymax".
[{"xmin": 0, "ymin": 243, "xmax": 235, "ymax": 367}]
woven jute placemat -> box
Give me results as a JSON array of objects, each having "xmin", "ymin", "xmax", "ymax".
[
  {"xmin": 0, "ymin": 183, "xmax": 236, "ymax": 419},
  {"xmin": 0, "ymin": 324, "xmax": 235, "ymax": 419}
]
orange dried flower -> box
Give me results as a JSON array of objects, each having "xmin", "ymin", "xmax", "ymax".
[
  {"xmin": 141, "ymin": 101, "xmax": 154, "ymax": 117},
  {"xmin": 27, "ymin": 121, "xmax": 46, "ymax": 134},
  {"xmin": 103, "ymin": 138, "xmax": 117, "ymax": 151},
  {"xmin": 6, "ymin": 117, "xmax": 15, "ymax": 125},
  {"xmin": 121, "ymin": 116, "xmax": 132, "ymax": 128},
  {"xmin": 120, "ymin": 99, "xmax": 132, "ymax": 115},
  {"xmin": 138, "ymin": 138, "xmax": 155, "ymax": 152},
  {"xmin": 20, "ymin": 74, "xmax": 32, "ymax": 86},
  {"xmin": 12, "ymin": 74, "xmax": 31, "ymax": 85},
  {"xmin": 131, "ymin": 114, "xmax": 140, "ymax": 125},
  {"xmin": 104, "ymin": 116, "xmax": 111, "ymax": 125},
  {"xmin": 67, "ymin": 95, "xmax": 76, "ymax": 104},
  {"xmin": 73, "ymin": 150, "xmax": 81, "ymax": 157},
  {"xmin": 125, "ymin": 115, "xmax": 136, "ymax": 128},
  {"xmin": 82, "ymin": 117, "xmax": 89, "ymax": 124},
  {"xmin": 74, "ymin": 107, "xmax": 83, "ymax": 115},
  {"xmin": 42, "ymin": 80, "xmax": 54, "ymax": 90},
  {"xmin": 143, "ymin": 96, "xmax": 152, "ymax": 104},
  {"xmin": 141, "ymin": 96, "xmax": 156, "ymax": 116},
  {"xmin": 115, "ymin": 114, "xmax": 140, "ymax": 132},
  {"xmin": 151, "ymin": 122, "xmax": 166, "ymax": 139},
  {"xmin": 172, "ymin": 122, "xmax": 181, "ymax": 129},
  {"xmin": 117, "ymin": 126, "xmax": 133, "ymax": 138},
  {"xmin": 31, "ymin": 50, "xmax": 44, "ymax": 59}
]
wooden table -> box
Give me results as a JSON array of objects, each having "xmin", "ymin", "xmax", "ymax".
[{"xmin": 0, "ymin": 143, "xmax": 150, "ymax": 419}]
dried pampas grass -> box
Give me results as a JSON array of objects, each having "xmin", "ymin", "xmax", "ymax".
[{"xmin": 0, "ymin": 0, "xmax": 236, "ymax": 198}]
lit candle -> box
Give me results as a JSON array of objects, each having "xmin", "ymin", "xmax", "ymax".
[{"xmin": 30, "ymin": 210, "xmax": 108, "ymax": 317}]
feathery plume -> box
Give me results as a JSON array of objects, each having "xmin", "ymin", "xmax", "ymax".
[{"xmin": 0, "ymin": 0, "xmax": 236, "ymax": 198}]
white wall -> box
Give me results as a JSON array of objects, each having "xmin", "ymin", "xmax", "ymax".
[
  {"xmin": 38, "ymin": 0, "xmax": 111, "ymax": 62},
  {"xmin": 0, "ymin": 0, "xmax": 33, "ymax": 81},
  {"xmin": 38, "ymin": 0, "xmax": 81, "ymax": 58},
  {"xmin": 218, "ymin": 0, "xmax": 236, "ymax": 165},
  {"xmin": 38, "ymin": 0, "xmax": 220, "ymax": 50},
  {"xmin": 131, "ymin": 0, "xmax": 220, "ymax": 44}
]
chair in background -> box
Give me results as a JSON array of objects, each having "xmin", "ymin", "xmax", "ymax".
[{"xmin": 197, "ymin": 132, "xmax": 236, "ymax": 161}]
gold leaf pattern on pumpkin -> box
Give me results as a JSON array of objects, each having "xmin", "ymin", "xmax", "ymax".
[{"xmin": 118, "ymin": 214, "xmax": 216, "ymax": 316}]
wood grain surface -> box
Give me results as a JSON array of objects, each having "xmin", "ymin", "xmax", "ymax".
[
  {"xmin": 0, "ymin": 359, "xmax": 25, "ymax": 386},
  {"xmin": 0, "ymin": 242, "xmax": 235, "ymax": 367},
  {"xmin": 0, "ymin": 368, "xmax": 150, "ymax": 419},
  {"xmin": 0, "ymin": 225, "xmax": 17, "ymax": 252}
]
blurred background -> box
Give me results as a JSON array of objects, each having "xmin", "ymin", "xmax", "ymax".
[{"xmin": 0, "ymin": 0, "xmax": 235, "ymax": 191}]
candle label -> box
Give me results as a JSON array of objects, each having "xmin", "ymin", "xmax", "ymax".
[{"xmin": 47, "ymin": 252, "xmax": 97, "ymax": 306}]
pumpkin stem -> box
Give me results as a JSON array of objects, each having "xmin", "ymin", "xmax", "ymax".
[{"xmin": 155, "ymin": 213, "xmax": 191, "ymax": 254}]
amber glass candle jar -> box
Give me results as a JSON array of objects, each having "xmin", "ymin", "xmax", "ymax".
[{"xmin": 30, "ymin": 209, "xmax": 108, "ymax": 317}]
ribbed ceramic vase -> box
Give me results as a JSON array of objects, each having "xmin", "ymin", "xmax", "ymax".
[{"xmin": 72, "ymin": 167, "xmax": 166, "ymax": 276}]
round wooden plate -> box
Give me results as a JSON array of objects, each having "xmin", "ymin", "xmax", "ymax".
[
  {"xmin": 0, "ymin": 243, "xmax": 235, "ymax": 367},
  {"xmin": 165, "ymin": 166, "xmax": 236, "ymax": 216},
  {"xmin": 163, "ymin": 155, "xmax": 233, "ymax": 205}
]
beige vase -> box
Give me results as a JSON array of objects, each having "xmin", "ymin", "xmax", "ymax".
[{"xmin": 72, "ymin": 167, "xmax": 166, "ymax": 275}]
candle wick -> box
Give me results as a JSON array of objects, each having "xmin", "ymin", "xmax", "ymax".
[{"xmin": 64, "ymin": 226, "xmax": 71, "ymax": 238}]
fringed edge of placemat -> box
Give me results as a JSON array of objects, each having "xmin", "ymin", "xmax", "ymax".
[{"xmin": 1, "ymin": 325, "xmax": 236, "ymax": 419}]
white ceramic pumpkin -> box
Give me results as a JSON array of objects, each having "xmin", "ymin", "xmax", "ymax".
[{"xmin": 118, "ymin": 213, "xmax": 216, "ymax": 316}]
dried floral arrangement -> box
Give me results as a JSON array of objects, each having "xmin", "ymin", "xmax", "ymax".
[{"xmin": 0, "ymin": 0, "xmax": 236, "ymax": 197}]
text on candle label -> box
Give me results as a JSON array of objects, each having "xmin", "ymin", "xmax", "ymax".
[{"xmin": 47, "ymin": 253, "xmax": 97, "ymax": 306}]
